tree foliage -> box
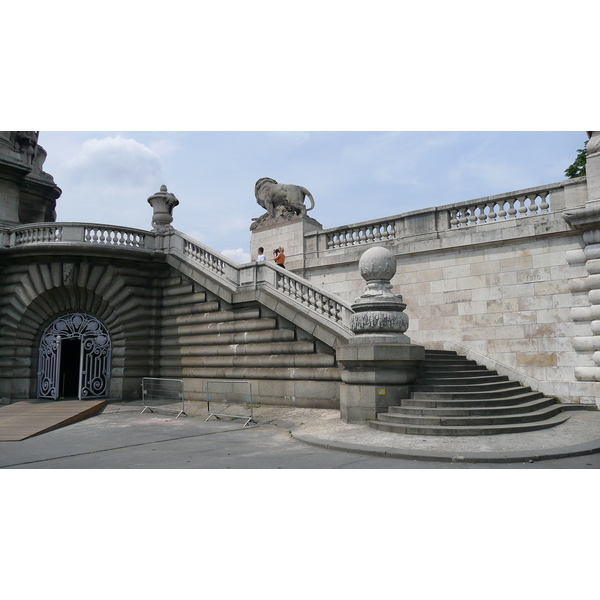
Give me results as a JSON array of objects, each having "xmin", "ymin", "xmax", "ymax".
[{"xmin": 565, "ymin": 143, "xmax": 587, "ymax": 178}]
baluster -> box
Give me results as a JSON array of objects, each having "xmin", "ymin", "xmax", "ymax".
[
  {"xmin": 467, "ymin": 206, "xmax": 478, "ymax": 225},
  {"xmin": 539, "ymin": 191, "xmax": 550, "ymax": 213},
  {"xmin": 476, "ymin": 203, "xmax": 487, "ymax": 224},
  {"xmin": 388, "ymin": 222, "xmax": 396, "ymax": 239},
  {"xmin": 517, "ymin": 195, "xmax": 528, "ymax": 216},
  {"xmin": 528, "ymin": 195, "xmax": 540, "ymax": 215},
  {"xmin": 486, "ymin": 202, "xmax": 497, "ymax": 222},
  {"xmin": 358, "ymin": 228, "xmax": 366, "ymax": 244},
  {"xmin": 449, "ymin": 209, "xmax": 458, "ymax": 228},
  {"xmin": 496, "ymin": 201, "xmax": 507, "ymax": 219},
  {"xmin": 507, "ymin": 198, "xmax": 518, "ymax": 219}
]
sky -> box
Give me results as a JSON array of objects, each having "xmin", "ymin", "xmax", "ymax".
[{"xmin": 38, "ymin": 130, "xmax": 587, "ymax": 263}]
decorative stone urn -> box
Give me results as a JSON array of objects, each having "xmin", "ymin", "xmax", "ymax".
[
  {"xmin": 147, "ymin": 185, "xmax": 179, "ymax": 232},
  {"xmin": 337, "ymin": 246, "xmax": 424, "ymax": 423}
]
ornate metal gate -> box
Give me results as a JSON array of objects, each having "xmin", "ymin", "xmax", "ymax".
[{"xmin": 38, "ymin": 313, "xmax": 111, "ymax": 400}]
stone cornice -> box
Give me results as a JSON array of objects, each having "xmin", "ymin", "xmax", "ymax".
[{"xmin": 563, "ymin": 202, "xmax": 600, "ymax": 230}]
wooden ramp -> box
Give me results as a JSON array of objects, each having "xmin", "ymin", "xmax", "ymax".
[{"xmin": 0, "ymin": 400, "xmax": 107, "ymax": 441}]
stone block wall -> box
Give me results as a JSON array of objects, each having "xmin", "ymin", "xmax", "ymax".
[{"xmin": 268, "ymin": 176, "xmax": 600, "ymax": 405}]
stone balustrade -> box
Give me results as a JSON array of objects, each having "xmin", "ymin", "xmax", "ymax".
[
  {"xmin": 12, "ymin": 225, "xmax": 63, "ymax": 245},
  {"xmin": 273, "ymin": 267, "xmax": 350, "ymax": 324},
  {"xmin": 83, "ymin": 225, "xmax": 147, "ymax": 247},
  {"xmin": 447, "ymin": 185, "xmax": 555, "ymax": 229},
  {"xmin": 314, "ymin": 180, "xmax": 584, "ymax": 257},
  {"xmin": 5, "ymin": 223, "xmax": 151, "ymax": 249},
  {"xmin": 326, "ymin": 221, "xmax": 396, "ymax": 249}
]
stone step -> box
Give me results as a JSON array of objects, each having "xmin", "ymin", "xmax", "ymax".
[
  {"xmin": 158, "ymin": 353, "xmax": 336, "ymax": 369},
  {"xmin": 367, "ymin": 412, "xmax": 570, "ymax": 436},
  {"xmin": 388, "ymin": 396, "xmax": 557, "ymax": 417},
  {"xmin": 376, "ymin": 404, "xmax": 562, "ymax": 427},
  {"xmin": 406, "ymin": 390, "xmax": 544, "ymax": 407},
  {"xmin": 414, "ymin": 374, "xmax": 509, "ymax": 385},
  {"xmin": 160, "ymin": 318, "xmax": 278, "ymax": 338},
  {"xmin": 419, "ymin": 365, "xmax": 490, "ymax": 375},
  {"xmin": 419, "ymin": 359, "xmax": 478, "ymax": 367},
  {"xmin": 160, "ymin": 340, "xmax": 316, "ymax": 357},
  {"xmin": 161, "ymin": 307, "xmax": 260, "ymax": 327},
  {"xmin": 159, "ymin": 328, "xmax": 297, "ymax": 347},
  {"xmin": 412, "ymin": 380, "xmax": 526, "ymax": 393}
]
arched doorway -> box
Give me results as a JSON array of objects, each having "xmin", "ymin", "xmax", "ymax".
[{"xmin": 37, "ymin": 313, "xmax": 111, "ymax": 400}]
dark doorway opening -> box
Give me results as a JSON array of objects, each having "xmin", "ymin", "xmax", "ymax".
[{"xmin": 59, "ymin": 338, "xmax": 81, "ymax": 399}]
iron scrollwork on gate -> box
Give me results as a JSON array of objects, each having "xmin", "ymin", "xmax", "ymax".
[{"xmin": 38, "ymin": 313, "xmax": 111, "ymax": 399}]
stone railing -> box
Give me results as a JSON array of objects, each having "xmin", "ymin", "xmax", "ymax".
[
  {"xmin": 326, "ymin": 220, "xmax": 396, "ymax": 249},
  {"xmin": 446, "ymin": 184, "xmax": 557, "ymax": 229},
  {"xmin": 274, "ymin": 266, "xmax": 351, "ymax": 324},
  {"xmin": 182, "ymin": 236, "xmax": 229, "ymax": 277},
  {"xmin": 315, "ymin": 179, "xmax": 586, "ymax": 254},
  {"xmin": 12, "ymin": 225, "xmax": 63, "ymax": 245},
  {"xmin": 4, "ymin": 222, "xmax": 153, "ymax": 249},
  {"xmin": 83, "ymin": 225, "xmax": 147, "ymax": 247}
]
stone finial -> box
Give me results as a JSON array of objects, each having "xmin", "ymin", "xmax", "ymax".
[
  {"xmin": 350, "ymin": 246, "xmax": 410, "ymax": 341},
  {"xmin": 147, "ymin": 184, "xmax": 179, "ymax": 232}
]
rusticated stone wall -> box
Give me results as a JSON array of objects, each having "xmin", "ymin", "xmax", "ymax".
[{"xmin": 0, "ymin": 245, "xmax": 342, "ymax": 407}]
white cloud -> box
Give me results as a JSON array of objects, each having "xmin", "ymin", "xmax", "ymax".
[
  {"xmin": 65, "ymin": 135, "xmax": 163, "ymax": 191},
  {"xmin": 55, "ymin": 135, "xmax": 165, "ymax": 228},
  {"xmin": 221, "ymin": 248, "xmax": 251, "ymax": 264}
]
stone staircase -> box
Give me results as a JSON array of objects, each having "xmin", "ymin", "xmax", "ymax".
[{"xmin": 368, "ymin": 349, "xmax": 570, "ymax": 436}]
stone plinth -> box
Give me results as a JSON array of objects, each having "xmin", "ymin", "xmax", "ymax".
[
  {"xmin": 338, "ymin": 246, "xmax": 424, "ymax": 422},
  {"xmin": 338, "ymin": 342, "xmax": 424, "ymax": 422},
  {"xmin": 250, "ymin": 215, "xmax": 322, "ymax": 272}
]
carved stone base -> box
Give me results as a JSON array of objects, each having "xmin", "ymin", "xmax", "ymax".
[{"xmin": 337, "ymin": 342, "xmax": 425, "ymax": 422}]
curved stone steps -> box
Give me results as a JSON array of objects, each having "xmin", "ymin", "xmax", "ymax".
[
  {"xmin": 367, "ymin": 412, "xmax": 570, "ymax": 436},
  {"xmin": 377, "ymin": 403, "xmax": 562, "ymax": 427},
  {"xmin": 410, "ymin": 387, "xmax": 542, "ymax": 403},
  {"xmin": 388, "ymin": 396, "xmax": 558, "ymax": 417},
  {"xmin": 368, "ymin": 349, "xmax": 568, "ymax": 436}
]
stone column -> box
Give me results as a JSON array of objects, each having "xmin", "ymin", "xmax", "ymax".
[{"xmin": 337, "ymin": 246, "xmax": 424, "ymax": 422}]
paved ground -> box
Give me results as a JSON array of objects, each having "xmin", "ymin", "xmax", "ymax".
[{"xmin": 1, "ymin": 401, "xmax": 599, "ymax": 468}]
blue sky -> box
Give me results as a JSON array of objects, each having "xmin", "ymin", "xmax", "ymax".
[{"xmin": 38, "ymin": 131, "xmax": 587, "ymax": 262}]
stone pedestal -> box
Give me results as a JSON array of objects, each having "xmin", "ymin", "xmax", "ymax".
[
  {"xmin": 338, "ymin": 342, "xmax": 424, "ymax": 422},
  {"xmin": 338, "ymin": 246, "xmax": 424, "ymax": 422},
  {"xmin": 250, "ymin": 215, "xmax": 322, "ymax": 272}
]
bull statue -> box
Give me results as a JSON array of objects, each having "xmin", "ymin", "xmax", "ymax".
[{"xmin": 254, "ymin": 177, "xmax": 315, "ymax": 218}]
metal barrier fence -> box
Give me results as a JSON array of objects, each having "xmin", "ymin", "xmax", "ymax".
[
  {"xmin": 141, "ymin": 377, "xmax": 186, "ymax": 418},
  {"xmin": 205, "ymin": 380, "xmax": 254, "ymax": 426}
]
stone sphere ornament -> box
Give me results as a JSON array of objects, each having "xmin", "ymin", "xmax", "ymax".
[
  {"xmin": 350, "ymin": 246, "xmax": 410, "ymax": 339},
  {"xmin": 359, "ymin": 246, "xmax": 397, "ymax": 283}
]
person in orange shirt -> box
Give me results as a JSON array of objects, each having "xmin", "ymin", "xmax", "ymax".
[{"xmin": 273, "ymin": 246, "xmax": 286, "ymax": 268}]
